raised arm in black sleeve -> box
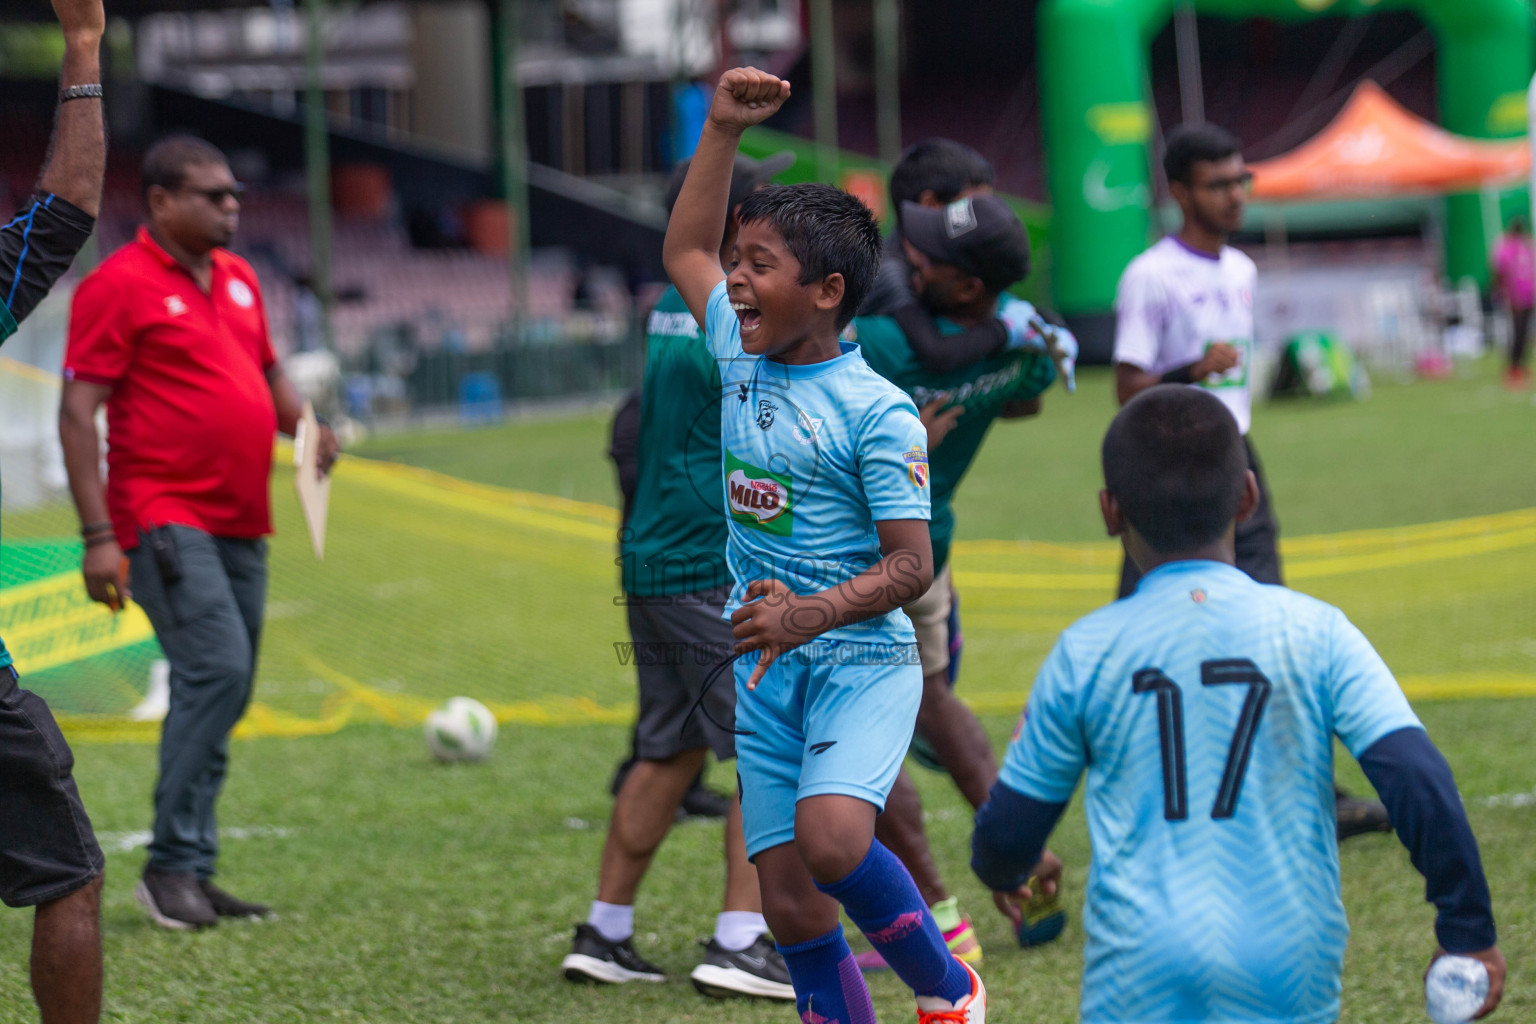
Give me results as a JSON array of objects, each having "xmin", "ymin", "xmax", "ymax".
[{"xmin": 0, "ymin": 193, "xmax": 96, "ymax": 332}]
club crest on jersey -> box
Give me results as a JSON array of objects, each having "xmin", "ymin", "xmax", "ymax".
[
  {"xmin": 725, "ymin": 451, "xmax": 793, "ymax": 536},
  {"xmin": 756, "ymin": 399, "xmax": 778, "ymax": 430},
  {"xmin": 793, "ymin": 410, "xmax": 823, "ymax": 446},
  {"xmin": 226, "ymin": 279, "xmax": 255, "ymax": 308},
  {"xmin": 902, "ymin": 445, "xmax": 930, "ymax": 488}
]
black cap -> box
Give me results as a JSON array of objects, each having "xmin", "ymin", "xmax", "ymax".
[
  {"xmin": 900, "ymin": 194, "xmax": 1030, "ymax": 292},
  {"xmin": 664, "ymin": 151, "xmax": 796, "ymax": 215}
]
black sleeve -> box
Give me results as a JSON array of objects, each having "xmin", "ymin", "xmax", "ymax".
[
  {"xmin": 857, "ymin": 244, "xmax": 915, "ymax": 317},
  {"xmin": 893, "ymin": 303, "xmax": 1008, "ymax": 374},
  {"xmin": 1357, "ymin": 727, "xmax": 1497, "ymax": 953},
  {"xmin": 608, "ymin": 389, "xmax": 642, "ymax": 523},
  {"xmin": 0, "ymin": 193, "xmax": 95, "ymax": 329},
  {"xmin": 971, "ymin": 779, "xmax": 1069, "ymax": 892}
]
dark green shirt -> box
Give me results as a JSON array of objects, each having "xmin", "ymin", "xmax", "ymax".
[
  {"xmin": 852, "ymin": 299, "xmax": 1056, "ymax": 570},
  {"xmin": 620, "ymin": 286, "xmax": 730, "ymax": 597}
]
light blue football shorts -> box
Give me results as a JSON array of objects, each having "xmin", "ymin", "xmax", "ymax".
[{"xmin": 733, "ymin": 640, "xmax": 922, "ymax": 858}]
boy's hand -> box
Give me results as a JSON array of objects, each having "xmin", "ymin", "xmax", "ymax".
[
  {"xmin": 708, "ymin": 67, "xmax": 791, "ymax": 135},
  {"xmin": 919, "ymin": 394, "xmax": 965, "ymax": 449},
  {"xmin": 990, "ymin": 849, "xmax": 1064, "ymax": 926},
  {"xmin": 731, "ymin": 579, "xmax": 821, "ymax": 690},
  {"xmin": 52, "ymin": 0, "xmax": 105, "ymax": 42},
  {"xmin": 1426, "ymin": 946, "xmax": 1505, "ymax": 1020}
]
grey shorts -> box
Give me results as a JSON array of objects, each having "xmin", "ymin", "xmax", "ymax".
[
  {"xmin": 626, "ymin": 586, "xmax": 738, "ymax": 761},
  {"xmin": 0, "ymin": 666, "xmax": 104, "ymax": 907}
]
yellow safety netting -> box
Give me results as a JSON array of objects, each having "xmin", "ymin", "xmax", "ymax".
[{"xmin": 3, "ymin": 359, "xmax": 1532, "ymax": 744}]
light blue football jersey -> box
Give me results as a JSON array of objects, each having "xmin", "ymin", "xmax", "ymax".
[
  {"xmin": 702, "ymin": 279, "xmax": 931, "ymax": 644},
  {"xmin": 1000, "ymin": 559, "xmax": 1422, "ymax": 1024}
]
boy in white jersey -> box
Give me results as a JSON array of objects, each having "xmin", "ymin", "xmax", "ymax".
[
  {"xmin": 664, "ymin": 67, "xmax": 985, "ymax": 1023},
  {"xmin": 972, "ymin": 385, "xmax": 1506, "ymax": 1024},
  {"xmin": 1113, "ymin": 124, "xmax": 1388, "ymax": 841}
]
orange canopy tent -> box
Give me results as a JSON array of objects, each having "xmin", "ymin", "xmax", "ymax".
[{"xmin": 1250, "ymin": 81, "xmax": 1530, "ymax": 201}]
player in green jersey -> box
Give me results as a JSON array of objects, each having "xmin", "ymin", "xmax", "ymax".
[{"xmin": 851, "ymin": 193, "xmax": 1070, "ymax": 968}]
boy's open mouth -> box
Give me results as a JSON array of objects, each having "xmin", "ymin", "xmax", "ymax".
[{"xmin": 732, "ymin": 301, "xmax": 763, "ymax": 335}]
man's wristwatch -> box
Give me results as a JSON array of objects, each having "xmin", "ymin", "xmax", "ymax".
[{"xmin": 60, "ymin": 84, "xmax": 104, "ymax": 103}]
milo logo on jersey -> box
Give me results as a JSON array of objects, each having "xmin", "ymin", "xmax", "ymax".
[{"xmin": 725, "ymin": 451, "xmax": 793, "ymax": 536}]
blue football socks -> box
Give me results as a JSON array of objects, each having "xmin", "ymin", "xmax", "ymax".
[
  {"xmin": 776, "ymin": 924, "xmax": 876, "ymax": 1024},
  {"xmin": 816, "ymin": 840, "xmax": 971, "ymax": 1005}
]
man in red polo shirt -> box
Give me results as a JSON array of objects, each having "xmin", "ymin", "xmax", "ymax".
[{"xmin": 59, "ymin": 135, "xmax": 338, "ymax": 931}]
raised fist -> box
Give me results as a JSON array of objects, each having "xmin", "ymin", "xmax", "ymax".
[{"xmin": 708, "ymin": 67, "xmax": 791, "ymax": 135}]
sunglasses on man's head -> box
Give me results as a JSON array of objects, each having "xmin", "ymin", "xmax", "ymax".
[{"xmin": 181, "ymin": 184, "xmax": 247, "ymax": 205}]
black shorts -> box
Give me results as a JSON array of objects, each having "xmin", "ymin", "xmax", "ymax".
[
  {"xmin": 0, "ymin": 192, "xmax": 95, "ymax": 332},
  {"xmin": 0, "ymin": 666, "xmax": 104, "ymax": 907},
  {"xmin": 626, "ymin": 586, "xmax": 738, "ymax": 762}
]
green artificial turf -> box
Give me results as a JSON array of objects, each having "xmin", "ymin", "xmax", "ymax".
[
  {"xmin": 0, "ymin": 356, "xmax": 1530, "ymax": 1021},
  {"xmin": 0, "ymin": 702, "xmax": 1529, "ymax": 1022}
]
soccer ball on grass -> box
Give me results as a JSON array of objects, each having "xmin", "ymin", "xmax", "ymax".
[{"xmin": 424, "ymin": 697, "xmax": 498, "ymax": 762}]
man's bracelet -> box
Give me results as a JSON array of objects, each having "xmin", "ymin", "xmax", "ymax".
[
  {"xmin": 84, "ymin": 533, "xmax": 117, "ymax": 549},
  {"xmin": 60, "ymin": 84, "xmax": 104, "ymax": 103},
  {"xmin": 1160, "ymin": 362, "xmax": 1201, "ymax": 385},
  {"xmin": 81, "ymin": 521, "xmax": 113, "ymax": 536}
]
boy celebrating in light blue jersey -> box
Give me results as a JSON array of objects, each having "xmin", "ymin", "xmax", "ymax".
[
  {"xmin": 972, "ymin": 385, "xmax": 1505, "ymax": 1024},
  {"xmin": 665, "ymin": 67, "xmax": 986, "ymax": 1023}
]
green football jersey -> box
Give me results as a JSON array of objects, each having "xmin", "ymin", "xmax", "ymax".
[
  {"xmin": 851, "ymin": 300, "xmax": 1056, "ymax": 570},
  {"xmin": 620, "ymin": 286, "xmax": 730, "ymax": 597}
]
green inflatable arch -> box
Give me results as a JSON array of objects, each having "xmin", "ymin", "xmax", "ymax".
[{"xmin": 1040, "ymin": 0, "xmax": 1533, "ymax": 329}]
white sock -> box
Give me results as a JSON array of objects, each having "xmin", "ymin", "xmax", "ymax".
[
  {"xmin": 714, "ymin": 910, "xmax": 768, "ymax": 951},
  {"xmin": 587, "ymin": 900, "xmax": 634, "ymax": 943}
]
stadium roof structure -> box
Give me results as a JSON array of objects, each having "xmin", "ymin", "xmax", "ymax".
[{"xmin": 1250, "ymin": 80, "xmax": 1530, "ymax": 201}]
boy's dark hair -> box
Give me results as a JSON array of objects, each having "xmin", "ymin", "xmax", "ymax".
[
  {"xmin": 142, "ymin": 135, "xmax": 228, "ymax": 203},
  {"xmin": 1163, "ymin": 124, "xmax": 1242, "ymax": 185},
  {"xmin": 736, "ymin": 183, "xmax": 883, "ymax": 329},
  {"xmin": 1102, "ymin": 385, "xmax": 1248, "ymax": 553},
  {"xmin": 889, "ymin": 139, "xmax": 994, "ymax": 219}
]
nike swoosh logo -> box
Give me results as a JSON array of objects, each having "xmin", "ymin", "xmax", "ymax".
[
  {"xmin": 809, "ymin": 741, "xmax": 836, "ymax": 756},
  {"xmin": 738, "ymin": 954, "xmax": 766, "ymax": 968}
]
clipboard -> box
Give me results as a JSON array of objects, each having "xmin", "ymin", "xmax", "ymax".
[{"xmin": 293, "ymin": 400, "xmax": 331, "ymax": 559}]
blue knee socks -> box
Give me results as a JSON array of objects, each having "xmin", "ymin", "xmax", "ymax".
[
  {"xmin": 816, "ymin": 840, "xmax": 971, "ymax": 1005},
  {"xmin": 776, "ymin": 924, "xmax": 876, "ymax": 1024}
]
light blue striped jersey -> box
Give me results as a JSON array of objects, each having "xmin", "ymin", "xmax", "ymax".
[
  {"xmin": 1000, "ymin": 559, "xmax": 1421, "ymax": 1024},
  {"xmin": 702, "ymin": 279, "xmax": 931, "ymax": 644}
]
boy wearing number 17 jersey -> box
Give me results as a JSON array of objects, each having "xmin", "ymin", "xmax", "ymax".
[
  {"xmin": 666, "ymin": 67, "xmax": 987, "ymax": 1023},
  {"xmin": 971, "ymin": 385, "xmax": 1503, "ymax": 1024}
]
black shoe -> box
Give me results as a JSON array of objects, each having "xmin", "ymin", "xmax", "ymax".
[
  {"xmin": 678, "ymin": 782, "xmax": 732, "ymax": 820},
  {"xmin": 690, "ymin": 933, "xmax": 795, "ymax": 1000},
  {"xmin": 136, "ymin": 867, "xmax": 218, "ymax": 931},
  {"xmin": 199, "ymin": 879, "xmax": 273, "ymax": 919},
  {"xmin": 1337, "ymin": 792, "xmax": 1393, "ymax": 841},
  {"xmin": 561, "ymin": 923, "xmax": 667, "ymax": 984}
]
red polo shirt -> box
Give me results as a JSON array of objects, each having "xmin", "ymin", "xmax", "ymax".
[{"xmin": 65, "ymin": 227, "xmax": 278, "ymax": 550}]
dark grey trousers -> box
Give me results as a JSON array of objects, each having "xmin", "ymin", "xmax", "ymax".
[{"xmin": 128, "ymin": 525, "xmax": 267, "ymax": 877}]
